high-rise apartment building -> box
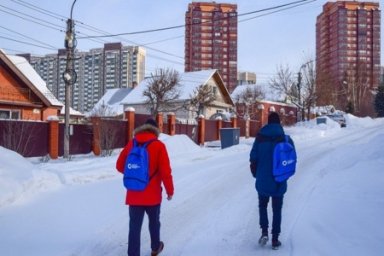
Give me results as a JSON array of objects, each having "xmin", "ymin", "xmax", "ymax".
[
  {"xmin": 316, "ymin": 1, "xmax": 381, "ymax": 112},
  {"xmin": 21, "ymin": 43, "xmax": 146, "ymax": 113},
  {"xmin": 185, "ymin": 2, "xmax": 237, "ymax": 93}
]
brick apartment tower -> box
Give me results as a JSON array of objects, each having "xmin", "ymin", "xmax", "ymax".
[
  {"xmin": 316, "ymin": 1, "xmax": 381, "ymax": 114},
  {"xmin": 185, "ymin": 2, "xmax": 238, "ymax": 93}
]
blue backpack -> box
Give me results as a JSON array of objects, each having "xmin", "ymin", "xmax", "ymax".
[
  {"xmin": 272, "ymin": 135, "xmax": 297, "ymax": 182},
  {"xmin": 124, "ymin": 138, "xmax": 157, "ymax": 191}
]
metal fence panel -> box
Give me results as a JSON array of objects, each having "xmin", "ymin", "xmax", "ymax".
[{"xmin": 0, "ymin": 120, "xmax": 48, "ymax": 157}]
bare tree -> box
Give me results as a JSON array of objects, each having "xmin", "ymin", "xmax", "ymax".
[
  {"xmin": 343, "ymin": 61, "xmax": 372, "ymax": 115},
  {"xmin": 98, "ymin": 118, "xmax": 119, "ymax": 156},
  {"xmin": 300, "ymin": 59, "xmax": 317, "ymax": 120},
  {"xmin": 143, "ymin": 68, "xmax": 181, "ymax": 116},
  {"xmin": 89, "ymin": 103, "xmax": 119, "ymax": 157},
  {"xmin": 233, "ymin": 85, "xmax": 264, "ymax": 119},
  {"xmin": 188, "ymin": 83, "xmax": 217, "ymax": 118},
  {"xmin": 1, "ymin": 120, "xmax": 37, "ymax": 156},
  {"xmin": 269, "ymin": 64, "xmax": 296, "ymax": 103}
]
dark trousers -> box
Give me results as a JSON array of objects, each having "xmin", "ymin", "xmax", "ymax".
[
  {"xmin": 258, "ymin": 194, "xmax": 283, "ymax": 237},
  {"xmin": 128, "ymin": 205, "xmax": 161, "ymax": 256}
]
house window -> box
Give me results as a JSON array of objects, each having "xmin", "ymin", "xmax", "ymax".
[
  {"xmin": 213, "ymin": 87, "xmax": 217, "ymax": 96},
  {"xmin": 0, "ymin": 109, "xmax": 20, "ymax": 120}
]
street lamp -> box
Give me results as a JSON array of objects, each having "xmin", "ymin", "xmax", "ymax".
[{"xmin": 63, "ymin": 0, "xmax": 78, "ymax": 158}]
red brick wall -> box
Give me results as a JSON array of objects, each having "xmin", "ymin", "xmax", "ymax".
[{"xmin": 0, "ymin": 65, "xmax": 57, "ymax": 121}]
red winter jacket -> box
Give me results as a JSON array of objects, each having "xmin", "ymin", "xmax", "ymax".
[{"xmin": 116, "ymin": 124, "xmax": 174, "ymax": 206}]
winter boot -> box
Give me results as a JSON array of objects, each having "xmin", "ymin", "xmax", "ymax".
[
  {"xmin": 271, "ymin": 235, "xmax": 281, "ymax": 250},
  {"xmin": 258, "ymin": 231, "xmax": 269, "ymax": 246},
  {"xmin": 151, "ymin": 241, "xmax": 164, "ymax": 256}
]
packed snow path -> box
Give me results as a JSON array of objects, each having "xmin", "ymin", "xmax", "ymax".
[{"xmin": 1, "ymin": 116, "xmax": 384, "ymax": 256}]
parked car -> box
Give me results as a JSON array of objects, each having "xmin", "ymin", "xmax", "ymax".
[{"xmin": 326, "ymin": 113, "xmax": 346, "ymax": 127}]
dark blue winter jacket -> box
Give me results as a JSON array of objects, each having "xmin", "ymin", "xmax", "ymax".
[{"xmin": 249, "ymin": 123, "xmax": 294, "ymax": 197}]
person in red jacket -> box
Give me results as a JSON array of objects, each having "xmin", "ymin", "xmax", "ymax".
[{"xmin": 116, "ymin": 118, "xmax": 174, "ymax": 256}]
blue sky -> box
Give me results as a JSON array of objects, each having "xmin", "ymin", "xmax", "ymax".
[{"xmin": 0, "ymin": 0, "xmax": 382, "ymax": 85}]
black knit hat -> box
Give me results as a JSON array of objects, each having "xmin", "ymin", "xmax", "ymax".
[
  {"xmin": 268, "ymin": 112, "xmax": 281, "ymax": 124},
  {"xmin": 145, "ymin": 118, "xmax": 158, "ymax": 128}
]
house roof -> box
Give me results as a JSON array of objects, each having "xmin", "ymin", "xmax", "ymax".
[
  {"xmin": 120, "ymin": 69, "xmax": 234, "ymax": 106},
  {"xmin": 87, "ymin": 88, "xmax": 133, "ymax": 116},
  {"xmin": 60, "ymin": 106, "xmax": 85, "ymax": 117},
  {"xmin": 0, "ymin": 50, "xmax": 63, "ymax": 108}
]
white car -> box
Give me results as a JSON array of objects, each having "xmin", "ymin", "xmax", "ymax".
[{"xmin": 326, "ymin": 114, "xmax": 346, "ymax": 127}]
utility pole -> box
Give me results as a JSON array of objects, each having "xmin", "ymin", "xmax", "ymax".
[
  {"xmin": 297, "ymin": 71, "xmax": 302, "ymax": 122},
  {"xmin": 62, "ymin": 0, "xmax": 77, "ymax": 158}
]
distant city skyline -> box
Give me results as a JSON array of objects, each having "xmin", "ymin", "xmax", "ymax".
[{"xmin": 0, "ymin": 0, "xmax": 382, "ymax": 85}]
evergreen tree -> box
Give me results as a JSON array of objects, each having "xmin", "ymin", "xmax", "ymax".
[{"xmin": 374, "ymin": 85, "xmax": 384, "ymax": 117}]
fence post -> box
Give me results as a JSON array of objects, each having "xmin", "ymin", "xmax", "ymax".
[
  {"xmin": 167, "ymin": 113, "xmax": 176, "ymax": 135},
  {"xmin": 257, "ymin": 104, "xmax": 266, "ymax": 127},
  {"xmin": 216, "ymin": 116, "xmax": 222, "ymax": 140},
  {"xmin": 125, "ymin": 107, "xmax": 135, "ymax": 142},
  {"xmin": 156, "ymin": 113, "xmax": 163, "ymax": 133},
  {"xmin": 198, "ymin": 115, "xmax": 205, "ymax": 146},
  {"xmin": 91, "ymin": 117, "xmax": 101, "ymax": 156},
  {"xmin": 48, "ymin": 118, "xmax": 59, "ymax": 159},
  {"xmin": 231, "ymin": 115, "xmax": 238, "ymax": 128}
]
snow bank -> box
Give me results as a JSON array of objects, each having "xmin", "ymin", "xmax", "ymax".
[
  {"xmin": 0, "ymin": 147, "xmax": 61, "ymax": 207},
  {"xmin": 160, "ymin": 133, "xmax": 202, "ymax": 156}
]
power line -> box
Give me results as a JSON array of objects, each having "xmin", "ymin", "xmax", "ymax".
[
  {"xmin": 0, "ymin": 4, "xmax": 64, "ymax": 31},
  {"xmin": 0, "ymin": 35, "xmax": 57, "ymax": 50},
  {"xmin": 0, "ymin": 0, "xmax": 318, "ymax": 74},
  {"xmin": 9, "ymin": 0, "xmax": 66, "ymax": 20},
  {"xmin": 239, "ymin": 0, "xmax": 317, "ymax": 23},
  {"xmin": 2, "ymin": 0, "xmax": 184, "ymax": 61},
  {"xmin": 78, "ymin": 0, "xmax": 316, "ymax": 39},
  {"xmin": 0, "ymin": 25, "xmax": 57, "ymax": 49}
]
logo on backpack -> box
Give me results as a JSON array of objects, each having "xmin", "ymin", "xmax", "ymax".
[
  {"xmin": 272, "ymin": 135, "xmax": 297, "ymax": 182},
  {"xmin": 124, "ymin": 138, "xmax": 156, "ymax": 191}
]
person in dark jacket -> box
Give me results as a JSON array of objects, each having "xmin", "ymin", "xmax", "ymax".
[
  {"xmin": 249, "ymin": 112, "xmax": 295, "ymax": 250},
  {"xmin": 116, "ymin": 118, "xmax": 174, "ymax": 256}
]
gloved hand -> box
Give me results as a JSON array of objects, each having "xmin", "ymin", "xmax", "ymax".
[{"xmin": 250, "ymin": 162, "xmax": 257, "ymax": 178}]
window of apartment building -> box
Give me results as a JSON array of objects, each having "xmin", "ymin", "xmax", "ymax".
[
  {"xmin": 202, "ymin": 60, "xmax": 212, "ymax": 65},
  {"xmin": 192, "ymin": 18, "xmax": 200, "ymax": 24},
  {"xmin": 201, "ymin": 25, "xmax": 212, "ymax": 32},
  {"xmin": 202, "ymin": 39, "xmax": 212, "ymax": 45},
  {"xmin": 201, "ymin": 53, "xmax": 212, "ymax": 59},
  {"xmin": 201, "ymin": 12, "xmax": 212, "ymax": 17},
  {"xmin": 201, "ymin": 46, "xmax": 212, "ymax": 51},
  {"xmin": 0, "ymin": 109, "xmax": 20, "ymax": 120},
  {"xmin": 202, "ymin": 32, "xmax": 212, "ymax": 38}
]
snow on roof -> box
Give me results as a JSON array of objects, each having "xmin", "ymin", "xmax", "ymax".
[
  {"xmin": 4, "ymin": 52, "xmax": 63, "ymax": 107},
  {"xmin": 60, "ymin": 106, "xmax": 84, "ymax": 116},
  {"xmin": 121, "ymin": 69, "xmax": 217, "ymax": 105},
  {"xmin": 87, "ymin": 88, "xmax": 133, "ymax": 116}
]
